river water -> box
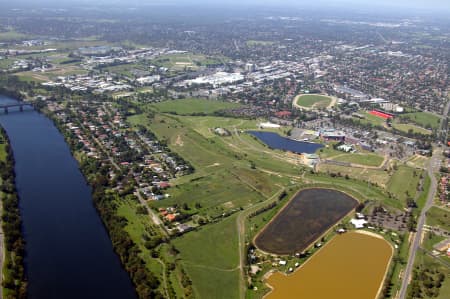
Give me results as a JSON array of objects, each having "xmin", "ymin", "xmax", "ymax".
[{"xmin": 0, "ymin": 95, "xmax": 137, "ymax": 299}]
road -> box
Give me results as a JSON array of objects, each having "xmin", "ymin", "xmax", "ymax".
[
  {"xmin": 236, "ymin": 188, "xmax": 285, "ymax": 299},
  {"xmin": 398, "ymin": 149, "xmax": 441, "ymax": 299},
  {"xmin": 82, "ymin": 116, "xmax": 168, "ymax": 232},
  {"xmin": 439, "ymin": 100, "xmax": 450, "ymax": 143}
]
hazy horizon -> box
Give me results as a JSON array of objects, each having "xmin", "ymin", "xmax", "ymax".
[{"xmin": 2, "ymin": 0, "xmax": 450, "ymax": 12}]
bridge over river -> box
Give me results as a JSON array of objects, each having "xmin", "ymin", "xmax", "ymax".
[{"xmin": 0, "ymin": 102, "xmax": 33, "ymax": 113}]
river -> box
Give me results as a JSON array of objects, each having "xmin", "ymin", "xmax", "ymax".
[{"xmin": 0, "ymin": 95, "xmax": 137, "ymax": 299}]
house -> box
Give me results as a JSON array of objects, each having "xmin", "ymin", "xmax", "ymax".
[
  {"xmin": 320, "ymin": 129, "xmax": 346, "ymax": 142},
  {"xmin": 275, "ymin": 111, "xmax": 292, "ymax": 118},
  {"xmin": 166, "ymin": 214, "xmax": 177, "ymax": 222},
  {"xmin": 350, "ymin": 218, "xmax": 368, "ymax": 229},
  {"xmin": 337, "ymin": 144, "xmax": 354, "ymax": 153}
]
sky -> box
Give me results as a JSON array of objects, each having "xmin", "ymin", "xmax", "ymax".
[{"xmin": 3, "ymin": 0, "xmax": 450, "ymax": 13}]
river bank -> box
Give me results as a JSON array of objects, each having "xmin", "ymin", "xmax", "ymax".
[
  {"xmin": 33, "ymin": 99, "xmax": 165, "ymax": 298},
  {"xmin": 0, "ymin": 126, "xmax": 27, "ymax": 299},
  {"xmin": 0, "ymin": 95, "xmax": 137, "ymax": 299}
]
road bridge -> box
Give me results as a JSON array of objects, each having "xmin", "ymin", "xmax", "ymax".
[{"xmin": 0, "ymin": 103, "xmax": 33, "ymax": 114}]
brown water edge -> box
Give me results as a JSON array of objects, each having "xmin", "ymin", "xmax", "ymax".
[
  {"xmin": 254, "ymin": 188, "xmax": 359, "ymax": 255},
  {"xmin": 264, "ymin": 231, "xmax": 393, "ymax": 299}
]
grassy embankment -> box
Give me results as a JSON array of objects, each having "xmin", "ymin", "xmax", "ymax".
[{"xmin": 426, "ymin": 207, "xmax": 450, "ymax": 231}]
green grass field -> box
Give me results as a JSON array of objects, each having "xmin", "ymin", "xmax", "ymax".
[
  {"xmin": 0, "ymin": 138, "xmax": 5, "ymax": 162},
  {"xmin": 115, "ymin": 196, "xmax": 167, "ymax": 292},
  {"xmin": 173, "ymin": 215, "xmax": 240, "ymax": 299},
  {"xmin": 416, "ymin": 174, "xmax": 431, "ymax": 210},
  {"xmin": 426, "ymin": 207, "xmax": 450, "ymax": 231},
  {"xmin": 152, "ymin": 53, "xmax": 222, "ymax": 71},
  {"xmin": 398, "ymin": 112, "xmax": 441, "ymax": 130},
  {"xmin": 318, "ymin": 163, "xmax": 390, "ymax": 187},
  {"xmin": 387, "ymin": 166, "xmax": 422, "ymax": 203},
  {"xmin": 316, "ymin": 146, "xmax": 342, "ymax": 158},
  {"xmin": 331, "ymin": 152, "xmax": 384, "ymax": 167},
  {"xmin": 392, "ymin": 122, "xmax": 432, "ymax": 135},
  {"xmin": 295, "ymin": 94, "xmax": 333, "ymax": 109},
  {"xmin": 246, "ymin": 40, "xmax": 274, "ymax": 47},
  {"xmin": 151, "ymin": 99, "xmax": 242, "ymax": 115},
  {"xmin": 0, "ymin": 30, "xmax": 30, "ymax": 41},
  {"xmin": 355, "ymin": 110, "xmax": 387, "ymax": 127},
  {"xmin": 304, "ymin": 172, "xmax": 401, "ymax": 209}
]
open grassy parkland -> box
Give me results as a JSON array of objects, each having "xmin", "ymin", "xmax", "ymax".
[
  {"xmin": 151, "ymin": 98, "xmax": 242, "ymax": 115},
  {"xmin": 397, "ymin": 111, "xmax": 441, "ymax": 130},
  {"xmin": 293, "ymin": 94, "xmax": 335, "ymax": 110},
  {"xmin": 124, "ymin": 98, "xmax": 426, "ymax": 299}
]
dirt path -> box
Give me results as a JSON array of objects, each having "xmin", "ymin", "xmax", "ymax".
[
  {"xmin": 236, "ymin": 188, "xmax": 285, "ymax": 299},
  {"xmin": 175, "ymin": 134, "xmax": 184, "ymax": 146},
  {"xmin": 156, "ymin": 258, "xmax": 170, "ymax": 298}
]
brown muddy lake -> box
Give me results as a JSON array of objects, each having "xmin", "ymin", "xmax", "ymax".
[
  {"xmin": 254, "ymin": 188, "xmax": 358, "ymax": 255},
  {"xmin": 266, "ymin": 232, "xmax": 393, "ymax": 299}
]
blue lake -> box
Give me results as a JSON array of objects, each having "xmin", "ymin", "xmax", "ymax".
[{"xmin": 248, "ymin": 131, "xmax": 323, "ymax": 154}]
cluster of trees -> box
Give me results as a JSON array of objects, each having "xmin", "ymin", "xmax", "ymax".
[
  {"xmin": 408, "ymin": 265, "xmax": 446, "ymax": 298},
  {"xmin": 248, "ymin": 202, "xmax": 277, "ymax": 219},
  {"xmin": 337, "ymin": 115, "xmax": 435, "ymax": 143},
  {"xmin": 0, "ymin": 128, "xmax": 27, "ymax": 298}
]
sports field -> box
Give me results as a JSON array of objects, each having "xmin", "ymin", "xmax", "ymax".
[
  {"xmin": 353, "ymin": 110, "xmax": 387, "ymax": 127},
  {"xmin": 293, "ymin": 94, "xmax": 334, "ymax": 110}
]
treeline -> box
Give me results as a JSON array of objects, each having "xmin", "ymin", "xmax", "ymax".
[
  {"xmin": 0, "ymin": 127, "xmax": 27, "ymax": 298},
  {"xmin": 92, "ymin": 187, "xmax": 163, "ymax": 298},
  {"xmin": 248, "ymin": 202, "xmax": 277, "ymax": 219}
]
